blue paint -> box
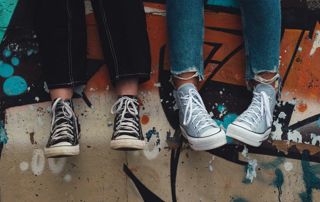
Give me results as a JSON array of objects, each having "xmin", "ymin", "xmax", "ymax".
[
  {"xmin": 223, "ymin": 113, "xmax": 237, "ymax": 129},
  {"xmin": 10, "ymin": 56, "xmax": 19, "ymax": 66},
  {"xmin": 2, "ymin": 49, "xmax": 11, "ymax": 57},
  {"xmin": 0, "ymin": 0, "xmax": 19, "ymax": 42},
  {"xmin": 207, "ymin": 0, "xmax": 240, "ymax": 8},
  {"xmin": 217, "ymin": 104, "xmax": 225, "ymax": 113},
  {"xmin": 145, "ymin": 127, "xmax": 157, "ymax": 142},
  {"xmin": 3, "ymin": 75, "xmax": 28, "ymax": 96},
  {"xmin": 299, "ymin": 151, "xmax": 320, "ymax": 202},
  {"xmin": 273, "ymin": 168, "xmax": 284, "ymax": 201},
  {"xmin": 0, "ymin": 62, "xmax": 14, "ymax": 78},
  {"xmin": 0, "ymin": 121, "xmax": 8, "ymax": 144}
]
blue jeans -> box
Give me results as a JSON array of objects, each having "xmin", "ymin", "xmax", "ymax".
[{"xmin": 167, "ymin": 0, "xmax": 281, "ymax": 81}]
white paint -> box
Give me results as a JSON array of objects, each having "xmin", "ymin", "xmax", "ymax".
[
  {"xmin": 31, "ymin": 149, "xmax": 45, "ymax": 176},
  {"xmin": 208, "ymin": 155, "xmax": 215, "ymax": 172},
  {"xmin": 310, "ymin": 133, "xmax": 320, "ymax": 146},
  {"xmin": 48, "ymin": 158, "xmax": 67, "ymax": 174},
  {"xmin": 154, "ymin": 82, "xmax": 161, "ymax": 87},
  {"xmin": 143, "ymin": 134, "xmax": 161, "ymax": 160},
  {"xmin": 19, "ymin": 161, "xmax": 29, "ymax": 171},
  {"xmin": 63, "ymin": 174, "xmax": 72, "ymax": 182},
  {"xmin": 34, "ymin": 97, "xmax": 40, "ymax": 102},
  {"xmin": 144, "ymin": 7, "xmax": 166, "ymax": 16},
  {"xmin": 245, "ymin": 159, "xmax": 257, "ymax": 183},
  {"xmin": 298, "ymin": 47, "xmax": 303, "ymax": 52},
  {"xmin": 287, "ymin": 130, "xmax": 302, "ymax": 143},
  {"xmin": 241, "ymin": 145, "xmax": 249, "ymax": 158},
  {"xmin": 310, "ymin": 30, "xmax": 320, "ymax": 56},
  {"xmin": 283, "ymin": 161, "xmax": 293, "ymax": 172},
  {"xmin": 271, "ymin": 119, "xmax": 283, "ymax": 140},
  {"xmin": 278, "ymin": 112, "xmax": 287, "ymax": 119}
]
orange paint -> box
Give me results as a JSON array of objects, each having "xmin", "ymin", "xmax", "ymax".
[
  {"xmin": 297, "ymin": 102, "xmax": 308, "ymax": 112},
  {"xmin": 141, "ymin": 115, "xmax": 150, "ymax": 125}
]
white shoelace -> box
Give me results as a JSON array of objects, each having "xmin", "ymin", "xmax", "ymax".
[
  {"xmin": 50, "ymin": 98, "xmax": 76, "ymax": 141},
  {"xmin": 181, "ymin": 89, "xmax": 217, "ymax": 131},
  {"xmin": 111, "ymin": 97, "xmax": 139, "ymax": 136},
  {"xmin": 238, "ymin": 91, "xmax": 273, "ymax": 128}
]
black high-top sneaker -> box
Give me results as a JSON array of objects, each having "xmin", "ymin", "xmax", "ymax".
[
  {"xmin": 110, "ymin": 96, "xmax": 145, "ymax": 150},
  {"xmin": 44, "ymin": 98, "xmax": 80, "ymax": 158}
]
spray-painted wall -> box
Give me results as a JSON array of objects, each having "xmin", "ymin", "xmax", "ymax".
[{"xmin": 1, "ymin": 0, "xmax": 320, "ymax": 201}]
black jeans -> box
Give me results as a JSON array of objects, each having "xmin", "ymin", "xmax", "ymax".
[{"xmin": 36, "ymin": 0, "xmax": 151, "ymax": 89}]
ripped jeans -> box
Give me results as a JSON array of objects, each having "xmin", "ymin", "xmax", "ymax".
[{"xmin": 167, "ymin": 0, "xmax": 281, "ymax": 82}]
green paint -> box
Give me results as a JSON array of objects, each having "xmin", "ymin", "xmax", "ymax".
[
  {"xmin": 260, "ymin": 157, "xmax": 285, "ymax": 170},
  {"xmin": 0, "ymin": 0, "xmax": 19, "ymax": 43},
  {"xmin": 273, "ymin": 168, "xmax": 284, "ymax": 202},
  {"xmin": 299, "ymin": 151, "xmax": 320, "ymax": 202}
]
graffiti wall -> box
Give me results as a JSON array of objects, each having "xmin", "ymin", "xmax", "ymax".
[{"xmin": 1, "ymin": 0, "xmax": 320, "ymax": 201}]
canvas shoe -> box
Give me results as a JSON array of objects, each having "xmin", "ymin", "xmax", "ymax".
[
  {"xmin": 110, "ymin": 96, "xmax": 145, "ymax": 150},
  {"xmin": 226, "ymin": 83, "xmax": 277, "ymax": 147},
  {"xmin": 44, "ymin": 98, "xmax": 80, "ymax": 158},
  {"xmin": 175, "ymin": 83, "xmax": 226, "ymax": 151}
]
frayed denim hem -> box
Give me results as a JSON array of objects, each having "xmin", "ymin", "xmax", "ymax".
[{"xmin": 171, "ymin": 66, "xmax": 204, "ymax": 81}]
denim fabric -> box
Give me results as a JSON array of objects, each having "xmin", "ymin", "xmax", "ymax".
[{"xmin": 167, "ymin": 0, "xmax": 281, "ymax": 81}]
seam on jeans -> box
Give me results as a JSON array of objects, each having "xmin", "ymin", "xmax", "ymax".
[
  {"xmin": 98, "ymin": 0, "xmax": 120, "ymax": 78},
  {"xmin": 66, "ymin": 0, "xmax": 75, "ymax": 86}
]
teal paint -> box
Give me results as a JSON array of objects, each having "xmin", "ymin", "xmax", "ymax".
[
  {"xmin": 11, "ymin": 56, "xmax": 19, "ymax": 66},
  {"xmin": 222, "ymin": 113, "xmax": 237, "ymax": 129},
  {"xmin": 0, "ymin": 61, "xmax": 14, "ymax": 78},
  {"xmin": 207, "ymin": 0, "xmax": 240, "ymax": 8},
  {"xmin": 217, "ymin": 104, "xmax": 225, "ymax": 113},
  {"xmin": 316, "ymin": 118, "xmax": 320, "ymax": 128},
  {"xmin": 0, "ymin": 0, "xmax": 19, "ymax": 42},
  {"xmin": 273, "ymin": 168, "xmax": 284, "ymax": 202},
  {"xmin": 232, "ymin": 197, "xmax": 249, "ymax": 202},
  {"xmin": 3, "ymin": 75, "xmax": 28, "ymax": 96},
  {"xmin": 0, "ymin": 121, "xmax": 8, "ymax": 144},
  {"xmin": 3, "ymin": 49, "xmax": 11, "ymax": 57},
  {"xmin": 299, "ymin": 151, "xmax": 320, "ymax": 202},
  {"xmin": 260, "ymin": 157, "xmax": 285, "ymax": 170}
]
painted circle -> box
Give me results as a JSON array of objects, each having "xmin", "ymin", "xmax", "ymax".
[
  {"xmin": 0, "ymin": 62, "xmax": 14, "ymax": 78},
  {"xmin": 11, "ymin": 57, "xmax": 20, "ymax": 66},
  {"xmin": 2, "ymin": 49, "xmax": 11, "ymax": 57},
  {"xmin": 3, "ymin": 76, "xmax": 28, "ymax": 96}
]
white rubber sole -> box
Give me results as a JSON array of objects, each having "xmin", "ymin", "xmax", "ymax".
[
  {"xmin": 110, "ymin": 139, "xmax": 146, "ymax": 150},
  {"xmin": 180, "ymin": 126, "xmax": 227, "ymax": 151},
  {"xmin": 226, "ymin": 123, "xmax": 270, "ymax": 147},
  {"xmin": 44, "ymin": 145, "xmax": 80, "ymax": 158}
]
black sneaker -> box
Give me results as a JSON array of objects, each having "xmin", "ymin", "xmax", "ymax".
[
  {"xmin": 44, "ymin": 98, "xmax": 80, "ymax": 158},
  {"xmin": 110, "ymin": 96, "xmax": 145, "ymax": 150}
]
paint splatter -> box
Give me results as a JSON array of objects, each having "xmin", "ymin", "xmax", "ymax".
[
  {"xmin": 48, "ymin": 158, "xmax": 67, "ymax": 174},
  {"xmin": 231, "ymin": 197, "xmax": 249, "ymax": 202},
  {"xmin": 64, "ymin": 174, "xmax": 72, "ymax": 182},
  {"xmin": 287, "ymin": 130, "xmax": 302, "ymax": 143},
  {"xmin": 31, "ymin": 149, "xmax": 45, "ymax": 176},
  {"xmin": 19, "ymin": 161, "xmax": 29, "ymax": 171},
  {"xmin": 217, "ymin": 104, "xmax": 225, "ymax": 113},
  {"xmin": 0, "ymin": 121, "xmax": 8, "ymax": 144},
  {"xmin": 141, "ymin": 115, "xmax": 150, "ymax": 125},
  {"xmin": 284, "ymin": 161, "xmax": 293, "ymax": 171},
  {"xmin": 297, "ymin": 102, "xmax": 308, "ymax": 112},
  {"xmin": 271, "ymin": 119, "xmax": 283, "ymax": 140},
  {"xmin": 0, "ymin": 62, "xmax": 14, "ymax": 78},
  {"xmin": 3, "ymin": 75, "xmax": 28, "ymax": 96},
  {"xmin": 244, "ymin": 159, "xmax": 257, "ymax": 183},
  {"xmin": 310, "ymin": 133, "xmax": 320, "ymax": 146},
  {"xmin": 144, "ymin": 127, "xmax": 161, "ymax": 160},
  {"xmin": 300, "ymin": 151, "xmax": 320, "ymax": 202},
  {"xmin": 273, "ymin": 168, "xmax": 284, "ymax": 202},
  {"xmin": 310, "ymin": 30, "xmax": 320, "ymax": 56}
]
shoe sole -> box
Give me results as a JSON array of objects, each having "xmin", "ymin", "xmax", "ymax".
[
  {"xmin": 110, "ymin": 139, "xmax": 146, "ymax": 151},
  {"xmin": 180, "ymin": 126, "xmax": 227, "ymax": 151},
  {"xmin": 226, "ymin": 123, "xmax": 270, "ymax": 147},
  {"xmin": 44, "ymin": 145, "xmax": 80, "ymax": 158}
]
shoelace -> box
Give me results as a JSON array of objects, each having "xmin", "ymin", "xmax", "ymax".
[
  {"xmin": 111, "ymin": 97, "xmax": 140, "ymax": 136},
  {"xmin": 50, "ymin": 98, "xmax": 76, "ymax": 142},
  {"xmin": 238, "ymin": 91, "xmax": 272, "ymax": 128},
  {"xmin": 181, "ymin": 89, "xmax": 217, "ymax": 131}
]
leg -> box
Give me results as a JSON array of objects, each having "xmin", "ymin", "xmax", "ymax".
[
  {"xmin": 91, "ymin": 0, "xmax": 151, "ymax": 150},
  {"xmin": 227, "ymin": 0, "xmax": 281, "ymax": 147},
  {"xmin": 36, "ymin": 0, "xmax": 87, "ymax": 157},
  {"xmin": 167, "ymin": 0, "xmax": 226, "ymax": 151}
]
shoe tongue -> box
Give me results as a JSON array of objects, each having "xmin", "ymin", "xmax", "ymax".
[
  {"xmin": 254, "ymin": 83, "xmax": 275, "ymax": 97},
  {"xmin": 177, "ymin": 83, "xmax": 197, "ymax": 93}
]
